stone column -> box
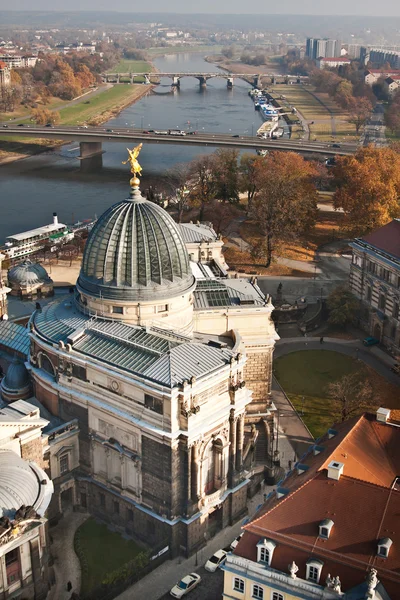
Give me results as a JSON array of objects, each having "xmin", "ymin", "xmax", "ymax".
[
  {"xmin": 191, "ymin": 442, "xmax": 200, "ymax": 501},
  {"xmin": 120, "ymin": 454, "xmax": 126, "ymax": 490},
  {"xmin": 187, "ymin": 445, "xmax": 192, "ymax": 505},
  {"xmin": 229, "ymin": 410, "xmax": 237, "ymax": 487},
  {"xmin": 236, "ymin": 414, "xmax": 245, "ymax": 471}
]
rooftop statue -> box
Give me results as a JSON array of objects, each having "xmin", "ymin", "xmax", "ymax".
[{"xmin": 122, "ymin": 143, "xmax": 143, "ymax": 186}]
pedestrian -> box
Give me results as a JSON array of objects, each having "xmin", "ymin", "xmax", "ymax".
[{"xmin": 320, "ymin": 336, "xmax": 324, "ymax": 344}]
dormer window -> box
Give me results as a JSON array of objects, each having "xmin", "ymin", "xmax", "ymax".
[
  {"xmin": 306, "ymin": 559, "xmax": 323, "ymax": 583},
  {"xmin": 319, "ymin": 519, "xmax": 334, "ymax": 539},
  {"xmin": 377, "ymin": 537, "xmax": 392, "ymax": 558},
  {"xmin": 256, "ymin": 538, "xmax": 276, "ymax": 566}
]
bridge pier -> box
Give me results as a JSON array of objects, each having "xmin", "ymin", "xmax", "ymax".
[
  {"xmin": 172, "ymin": 76, "xmax": 180, "ymax": 87},
  {"xmin": 144, "ymin": 75, "xmax": 151, "ymax": 84},
  {"xmin": 253, "ymin": 75, "xmax": 261, "ymax": 89},
  {"xmin": 198, "ymin": 76, "xmax": 207, "ymax": 88},
  {"xmin": 227, "ymin": 77, "xmax": 233, "ymax": 89},
  {"xmin": 79, "ymin": 142, "xmax": 104, "ymax": 172}
]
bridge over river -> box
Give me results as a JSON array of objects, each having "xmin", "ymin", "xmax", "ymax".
[
  {"xmin": 0, "ymin": 125, "xmax": 357, "ymax": 171},
  {"xmin": 102, "ymin": 72, "xmax": 308, "ymax": 88}
]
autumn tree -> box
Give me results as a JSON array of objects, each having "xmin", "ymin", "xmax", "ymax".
[
  {"xmin": 328, "ymin": 372, "xmax": 376, "ymax": 422},
  {"xmin": 250, "ymin": 151, "xmax": 318, "ymax": 268},
  {"xmin": 333, "ymin": 147, "xmax": 400, "ymax": 235},
  {"xmin": 347, "ymin": 96, "xmax": 372, "ymax": 133},
  {"xmin": 166, "ymin": 162, "xmax": 197, "ymax": 223},
  {"xmin": 327, "ymin": 286, "xmax": 359, "ymax": 327},
  {"xmin": 31, "ymin": 108, "xmax": 60, "ymax": 125}
]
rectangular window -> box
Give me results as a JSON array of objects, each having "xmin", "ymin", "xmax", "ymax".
[
  {"xmin": 366, "ymin": 286, "xmax": 372, "ymax": 302},
  {"xmin": 379, "ymin": 294, "xmax": 386, "ymax": 311},
  {"xmin": 99, "ymin": 493, "xmax": 105, "ymax": 508},
  {"xmin": 80, "ymin": 493, "xmax": 87, "ymax": 509},
  {"xmin": 114, "ymin": 501, "xmax": 119, "ymax": 514},
  {"xmin": 259, "ymin": 547, "xmax": 270, "ymax": 564},
  {"xmin": 112, "ymin": 306, "xmax": 123, "ymax": 314},
  {"xmin": 382, "ymin": 268, "xmax": 390, "ymax": 282},
  {"xmin": 233, "ymin": 578, "xmax": 244, "ymax": 592},
  {"xmin": 272, "ymin": 594, "xmax": 284, "ymax": 600},
  {"xmin": 60, "ymin": 454, "xmax": 69, "ymax": 475},
  {"xmin": 393, "ymin": 302, "xmax": 399, "ymax": 320},
  {"xmin": 5, "ymin": 549, "xmax": 18, "ymax": 567},
  {"xmin": 252, "ymin": 585, "xmax": 264, "ymax": 599},
  {"xmin": 127, "ymin": 509, "xmax": 134, "ymax": 522},
  {"xmin": 144, "ymin": 393, "xmax": 163, "ymax": 415},
  {"xmin": 157, "ymin": 304, "xmax": 168, "ymax": 313},
  {"xmin": 72, "ymin": 364, "xmax": 87, "ymax": 381},
  {"xmin": 308, "ymin": 566, "xmax": 319, "ymax": 582}
]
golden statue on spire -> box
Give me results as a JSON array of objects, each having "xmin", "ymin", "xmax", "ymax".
[{"xmin": 123, "ymin": 143, "xmax": 143, "ymax": 187}]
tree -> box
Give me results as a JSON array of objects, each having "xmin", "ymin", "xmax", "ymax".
[
  {"xmin": 31, "ymin": 108, "xmax": 60, "ymax": 125},
  {"xmin": 222, "ymin": 46, "xmax": 235, "ymax": 59},
  {"xmin": 333, "ymin": 147, "xmax": 400, "ymax": 235},
  {"xmin": 211, "ymin": 149, "xmax": 240, "ymax": 204},
  {"xmin": 328, "ymin": 372, "xmax": 376, "ymax": 422},
  {"xmin": 166, "ymin": 163, "xmax": 197, "ymax": 223},
  {"xmin": 239, "ymin": 153, "xmax": 261, "ymax": 211},
  {"xmin": 326, "ymin": 286, "xmax": 359, "ymax": 327},
  {"xmin": 189, "ymin": 154, "xmax": 216, "ymax": 221},
  {"xmin": 250, "ymin": 152, "xmax": 318, "ymax": 268},
  {"xmin": 347, "ymin": 96, "xmax": 372, "ymax": 133}
]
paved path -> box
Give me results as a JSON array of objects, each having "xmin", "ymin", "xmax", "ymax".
[{"xmin": 48, "ymin": 511, "xmax": 89, "ymax": 600}]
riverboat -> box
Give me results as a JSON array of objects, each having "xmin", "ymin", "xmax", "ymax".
[{"xmin": 3, "ymin": 213, "xmax": 74, "ymax": 260}]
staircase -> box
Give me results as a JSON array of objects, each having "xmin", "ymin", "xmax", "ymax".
[{"xmin": 255, "ymin": 421, "xmax": 270, "ymax": 465}]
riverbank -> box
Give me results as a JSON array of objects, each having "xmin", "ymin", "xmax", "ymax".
[{"xmin": 0, "ymin": 84, "xmax": 154, "ymax": 165}]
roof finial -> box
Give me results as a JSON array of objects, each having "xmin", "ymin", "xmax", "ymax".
[{"xmin": 122, "ymin": 144, "xmax": 143, "ymax": 198}]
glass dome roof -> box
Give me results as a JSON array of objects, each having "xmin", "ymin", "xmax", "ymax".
[{"xmin": 78, "ymin": 194, "xmax": 195, "ymax": 302}]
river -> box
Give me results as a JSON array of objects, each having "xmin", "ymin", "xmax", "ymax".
[{"xmin": 0, "ymin": 52, "xmax": 276, "ymax": 243}]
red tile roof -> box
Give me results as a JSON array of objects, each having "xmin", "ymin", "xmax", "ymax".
[
  {"xmin": 235, "ymin": 413, "xmax": 400, "ymax": 596},
  {"xmin": 360, "ymin": 220, "xmax": 400, "ymax": 260},
  {"xmin": 0, "ymin": 61, "xmax": 6, "ymax": 69}
]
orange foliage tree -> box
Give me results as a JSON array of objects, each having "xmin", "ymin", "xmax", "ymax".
[
  {"xmin": 333, "ymin": 146, "xmax": 400, "ymax": 235},
  {"xmin": 250, "ymin": 151, "xmax": 318, "ymax": 267}
]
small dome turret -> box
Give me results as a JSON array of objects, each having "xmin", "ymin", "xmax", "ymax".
[{"xmin": 1, "ymin": 357, "xmax": 32, "ymax": 402}]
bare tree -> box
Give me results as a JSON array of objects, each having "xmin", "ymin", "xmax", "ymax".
[
  {"xmin": 165, "ymin": 163, "xmax": 197, "ymax": 223},
  {"xmin": 328, "ymin": 372, "xmax": 377, "ymax": 422}
]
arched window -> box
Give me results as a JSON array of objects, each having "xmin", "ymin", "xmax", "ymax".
[{"xmin": 40, "ymin": 354, "xmax": 55, "ymax": 378}]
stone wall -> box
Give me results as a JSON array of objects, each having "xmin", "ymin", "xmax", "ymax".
[
  {"xmin": 244, "ymin": 348, "xmax": 273, "ymax": 413},
  {"xmin": 141, "ymin": 436, "xmax": 172, "ymax": 517},
  {"xmin": 21, "ymin": 437, "xmax": 47, "ymax": 470}
]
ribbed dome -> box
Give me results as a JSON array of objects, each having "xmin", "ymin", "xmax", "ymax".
[
  {"xmin": 8, "ymin": 261, "xmax": 50, "ymax": 286},
  {"xmin": 0, "ymin": 450, "xmax": 40, "ymax": 517},
  {"xmin": 78, "ymin": 195, "xmax": 195, "ymax": 301},
  {"xmin": 2, "ymin": 358, "xmax": 30, "ymax": 391}
]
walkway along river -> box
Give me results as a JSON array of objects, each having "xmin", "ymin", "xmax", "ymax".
[{"xmin": 0, "ymin": 52, "xmax": 275, "ymax": 243}]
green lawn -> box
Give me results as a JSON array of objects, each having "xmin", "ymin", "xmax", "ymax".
[
  {"xmin": 57, "ymin": 84, "xmax": 148, "ymax": 125},
  {"xmin": 108, "ymin": 59, "xmax": 152, "ymax": 74},
  {"xmin": 274, "ymin": 350, "xmax": 361, "ymax": 438},
  {"xmin": 75, "ymin": 518, "xmax": 143, "ymax": 595}
]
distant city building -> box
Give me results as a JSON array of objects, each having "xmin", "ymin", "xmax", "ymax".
[
  {"xmin": 317, "ymin": 56, "xmax": 351, "ymax": 69},
  {"xmin": 361, "ymin": 46, "xmax": 400, "ymax": 68},
  {"xmin": 0, "ymin": 60, "xmax": 11, "ymax": 87},
  {"xmin": 223, "ymin": 409, "xmax": 400, "ymax": 599},
  {"xmin": 364, "ymin": 68, "xmax": 400, "ymax": 85},
  {"xmin": 55, "ymin": 42, "xmax": 96, "ymax": 55},
  {"xmin": 0, "ymin": 54, "xmax": 38, "ymax": 68},
  {"xmin": 347, "ymin": 43, "xmax": 362, "ymax": 59},
  {"xmin": 305, "ymin": 37, "xmax": 342, "ymax": 60},
  {"xmin": 349, "ymin": 219, "xmax": 400, "ymax": 352},
  {"xmin": 384, "ymin": 75, "xmax": 400, "ymax": 97}
]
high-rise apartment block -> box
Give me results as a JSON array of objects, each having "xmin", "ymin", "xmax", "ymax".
[{"xmin": 306, "ymin": 37, "xmax": 342, "ymax": 60}]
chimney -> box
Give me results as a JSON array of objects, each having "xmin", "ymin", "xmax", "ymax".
[
  {"xmin": 327, "ymin": 460, "xmax": 344, "ymax": 480},
  {"xmin": 53, "ymin": 212, "xmax": 58, "ymax": 225},
  {"xmin": 376, "ymin": 407, "xmax": 391, "ymax": 423}
]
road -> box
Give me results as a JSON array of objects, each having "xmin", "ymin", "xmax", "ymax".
[{"xmin": 0, "ymin": 125, "xmax": 358, "ymax": 156}]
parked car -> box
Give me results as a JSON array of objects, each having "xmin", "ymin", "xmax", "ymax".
[
  {"xmin": 17, "ymin": 123, "xmax": 24, "ymax": 127},
  {"xmin": 363, "ymin": 336, "xmax": 379, "ymax": 346},
  {"xmin": 45, "ymin": 123, "xmax": 54, "ymax": 127},
  {"xmin": 106, "ymin": 129, "xmax": 113, "ymax": 133},
  {"xmin": 331, "ymin": 143, "xmax": 341, "ymax": 148},
  {"xmin": 170, "ymin": 573, "xmax": 201, "ymax": 598},
  {"xmin": 2, "ymin": 124, "xmax": 8, "ymax": 128},
  {"xmin": 204, "ymin": 549, "xmax": 227, "ymax": 572},
  {"xmin": 232, "ymin": 134, "xmax": 240, "ymax": 138},
  {"xmin": 230, "ymin": 532, "xmax": 244, "ymax": 551}
]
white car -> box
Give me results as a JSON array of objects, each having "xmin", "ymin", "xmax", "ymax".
[
  {"xmin": 230, "ymin": 532, "xmax": 244, "ymax": 551},
  {"xmin": 170, "ymin": 573, "xmax": 201, "ymax": 598},
  {"xmin": 204, "ymin": 549, "xmax": 227, "ymax": 572}
]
